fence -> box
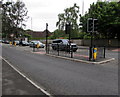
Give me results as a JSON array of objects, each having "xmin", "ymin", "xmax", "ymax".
[
  {"xmin": 46, "ymin": 44, "xmax": 106, "ymax": 61},
  {"xmin": 96, "ymin": 46, "xmax": 105, "ymax": 59},
  {"xmin": 32, "ymin": 43, "xmax": 106, "ymax": 61}
]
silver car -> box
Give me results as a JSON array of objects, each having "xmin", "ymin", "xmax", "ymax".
[{"xmin": 29, "ymin": 41, "xmax": 45, "ymax": 48}]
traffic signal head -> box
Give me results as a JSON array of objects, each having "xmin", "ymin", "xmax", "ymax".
[
  {"xmin": 87, "ymin": 18, "xmax": 93, "ymax": 32},
  {"xmin": 93, "ymin": 19, "xmax": 98, "ymax": 32}
]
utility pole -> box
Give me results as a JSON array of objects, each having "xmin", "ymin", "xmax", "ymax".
[
  {"xmin": 31, "ymin": 17, "xmax": 32, "ymax": 30},
  {"xmin": 82, "ymin": 0, "xmax": 84, "ymax": 16}
]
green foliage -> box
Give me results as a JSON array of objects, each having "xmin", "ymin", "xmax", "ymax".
[
  {"xmin": 56, "ymin": 3, "xmax": 80, "ymax": 38},
  {"xmin": 48, "ymin": 29, "xmax": 68, "ymax": 39},
  {"xmin": 2, "ymin": 1, "xmax": 28, "ymax": 38},
  {"xmin": 83, "ymin": 34, "xmax": 91, "ymax": 39},
  {"xmin": 78, "ymin": 32, "xmax": 86, "ymax": 39},
  {"xmin": 80, "ymin": 1, "xmax": 120, "ymax": 39}
]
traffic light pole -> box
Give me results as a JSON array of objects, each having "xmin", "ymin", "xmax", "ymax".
[
  {"xmin": 91, "ymin": 19, "xmax": 95, "ymax": 47},
  {"xmin": 89, "ymin": 28, "xmax": 93, "ymax": 61},
  {"xmin": 46, "ymin": 23, "xmax": 48, "ymax": 54},
  {"xmin": 87, "ymin": 18, "xmax": 93, "ymax": 60},
  {"xmin": 87, "ymin": 18, "xmax": 98, "ymax": 61},
  {"xmin": 89, "ymin": 18, "xmax": 98, "ymax": 61},
  {"xmin": 68, "ymin": 23, "xmax": 71, "ymax": 54}
]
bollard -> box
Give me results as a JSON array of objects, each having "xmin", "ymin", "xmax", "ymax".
[
  {"xmin": 89, "ymin": 46, "xmax": 92, "ymax": 61},
  {"xmin": 93, "ymin": 47, "xmax": 97, "ymax": 61},
  {"xmin": 71, "ymin": 46, "xmax": 73, "ymax": 58},
  {"xmin": 33, "ymin": 43, "xmax": 35, "ymax": 52},
  {"xmin": 37, "ymin": 43, "xmax": 40, "ymax": 49},
  {"xmin": 103, "ymin": 46, "xmax": 106, "ymax": 58},
  {"xmin": 57, "ymin": 43, "xmax": 59, "ymax": 56},
  {"xmin": 9, "ymin": 42, "xmax": 12, "ymax": 45},
  {"xmin": 48, "ymin": 44, "xmax": 50, "ymax": 54},
  {"xmin": 14, "ymin": 42, "xmax": 16, "ymax": 46}
]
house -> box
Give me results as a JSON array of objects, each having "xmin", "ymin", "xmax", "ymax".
[{"xmin": 26, "ymin": 30, "xmax": 52, "ymax": 38}]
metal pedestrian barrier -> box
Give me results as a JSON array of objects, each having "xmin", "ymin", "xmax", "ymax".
[
  {"xmin": 97, "ymin": 46, "xmax": 105, "ymax": 59},
  {"xmin": 48, "ymin": 44, "xmax": 106, "ymax": 61}
]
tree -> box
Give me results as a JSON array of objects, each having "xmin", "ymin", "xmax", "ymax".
[
  {"xmin": 48, "ymin": 29, "xmax": 68, "ymax": 39},
  {"xmin": 56, "ymin": 3, "xmax": 80, "ymax": 38},
  {"xmin": 2, "ymin": 1, "xmax": 13, "ymax": 38},
  {"xmin": 2, "ymin": 0, "xmax": 28, "ymax": 38},
  {"xmin": 80, "ymin": 1, "xmax": 120, "ymax": 39}
]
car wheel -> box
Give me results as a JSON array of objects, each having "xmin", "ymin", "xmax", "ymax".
[{"xmin": 52, "ymin": 47, "xmax": 56, "ymax": 50}]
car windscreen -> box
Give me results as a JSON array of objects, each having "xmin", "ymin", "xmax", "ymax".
[{"xmin": 62, "ymin": 39, "xmax": 69, "ymax": 44}]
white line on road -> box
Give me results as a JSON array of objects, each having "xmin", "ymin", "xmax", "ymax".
[{"xmin": 2, "ymin": 57, "xmax": 53, "ymax": 97}]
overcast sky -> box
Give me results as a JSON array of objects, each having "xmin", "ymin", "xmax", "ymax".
[{"xmin": 18, "ymin": 0, "xmax": 97, "ymax": 31}]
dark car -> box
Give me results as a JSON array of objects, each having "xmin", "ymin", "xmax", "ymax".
[
  {"xmin": 3, "ymin": 40, "xmax": 10, "ymax": 44},
  {"xmin": 51, "ymin": 39, "xmax": 78, "ymax": 52}
]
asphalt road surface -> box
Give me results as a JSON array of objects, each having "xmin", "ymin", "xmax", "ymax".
[
  {"xmin": 0, "ymin": 57, "xmax": 2, "ymax": 96},
  {"xmin": 2, "ymin": 44, "xmax": 118, "ymax": 96},
  {"xmin": 2, "ymin": 59, "xmax": 49, "ymax": 96}
]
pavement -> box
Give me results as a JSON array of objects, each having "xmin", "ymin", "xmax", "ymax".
[
  {"xmin": 10, "ymin": 44, "xmax": 117, "ymax": 64},
  {"xmin": 2, "ymin": 59, "xmax": 49, "ymax": 96},
  {"xmin": 0, "ymin": 43, "xmax": 2, "ymax": 97},
  {"xmin": 0, "ymin": 58, "xmax": 2, "ymax": 97}
]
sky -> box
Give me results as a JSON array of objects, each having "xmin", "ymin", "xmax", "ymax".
[
  {"xmin": 5, "ymin": 0, "xmax": 99, "ymax": 32},
  {"xmin": 22, "ymin": 0, "xmax": 99, "ymax": 32}
]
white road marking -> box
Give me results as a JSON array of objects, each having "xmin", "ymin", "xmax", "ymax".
[{"xmin": 2, "ymin": 57, "xmax": 53, "ymax": 97}]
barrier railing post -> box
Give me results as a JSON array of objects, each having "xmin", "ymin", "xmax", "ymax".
[
  {"xmin": 89, "ymin": 46, "xmax": 92, "ymax": 61},
  {"xmin": 57, "ymin": 43, "xmax": 59, "ymax": 56},
  {"xmin": 104, "ymin": 46, "xmax": 106, "ymax": 58},
  {"xmin": 71, "ymin": 46, "xmax": 73, "ymax": 58},
  {"xmin": 48, "ymin": 43, "xmax": 50, "ymax": 54},
  {"xmin": 33, "ymin": 43, "xmax": 35, "ymax": 52}
]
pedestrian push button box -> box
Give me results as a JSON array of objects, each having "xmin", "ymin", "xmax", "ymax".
[{"xmin": 93, "ymin": 47, "xmax": 97, "ymax": 60}]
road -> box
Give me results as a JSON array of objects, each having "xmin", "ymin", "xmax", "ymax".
[
  {"xmin": 2, "ymin": 59, "xmax": 48, "ymax": 96},
  {"xmin": 2, "ymin": 44, "xmax": 118, "ymax": 95}
]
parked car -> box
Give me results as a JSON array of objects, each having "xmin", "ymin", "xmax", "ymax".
[
  {"xmin": 3, "ymin": 40, "xmax": 10, "ymax": 44},
  {"xmin": 2, "ymin": 40, "xmax": 4, "ymax": 43},
  {"xmin": 14, "ymin": 40, "xmax": 20, "ymax": 45},
  {"xmin": 29, "ymin": 41, "xmax": 45, "ymax": 48},
  {"xmin": 0, "ymin": 40, "xmax": 2, "ymax": 43},
  {"xmin": 51, "ymin": 39, "xmax": 78, "ymax": 52},
  {"xmin": 21, "ymin": 41, "xmax": 29, "ymax": 46}
]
